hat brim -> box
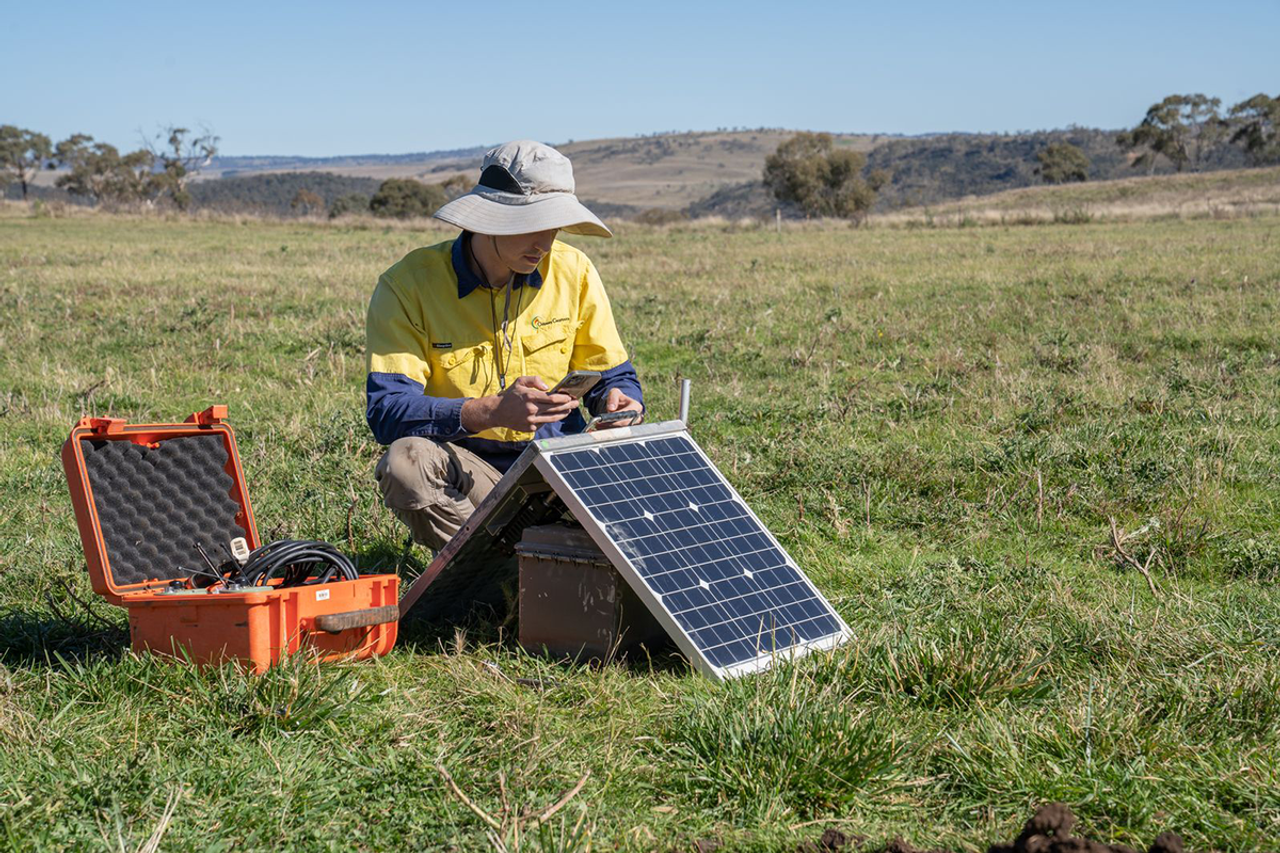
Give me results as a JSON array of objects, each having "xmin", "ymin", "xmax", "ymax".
[{"xmin": 433, "ymin": 192, "xmax": 612, "ymax": 238}]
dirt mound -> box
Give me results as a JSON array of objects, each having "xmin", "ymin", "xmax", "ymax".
[
  {"xmin": 781, "ymin": 804, "xmax": 1192, "ymax": 853},
  {"xmin": 986, "ymin": 804, "xmax": 1187, "ymax": 853}
]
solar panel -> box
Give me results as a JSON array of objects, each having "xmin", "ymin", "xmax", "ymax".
[
  {"xmin": 533, "ymin": 428, "xmax": 850, "ymax": 680},
  {"xmin": 398, "ymin": 421, "xmax": 851, "ymax": 680}
]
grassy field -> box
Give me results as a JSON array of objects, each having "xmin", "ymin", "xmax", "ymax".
[{"xmin": 1, "ymin": 208, "xmax": 1279, "ymax": 851}]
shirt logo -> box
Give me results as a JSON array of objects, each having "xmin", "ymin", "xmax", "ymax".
[
  {"xmin": 432, "ymin": 342, "xmax": 453, "ymax": 349},
  {"xmin": 531, "ymin": 315, "xmax": 569, "ymax": 330}
]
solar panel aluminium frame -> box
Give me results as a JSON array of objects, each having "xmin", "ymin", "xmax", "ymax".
[{"xmin": 532, "ymin": 422, "xmax": 852, "ymax": 681}]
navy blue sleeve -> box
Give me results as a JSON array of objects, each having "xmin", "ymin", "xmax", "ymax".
[
  {"xmin": 366, "ymin": 372, "xmax": 469, "ymax": 445},
  {"xmin": 583, "ymin": 359, "xmax": 644, "ymax": 417}
]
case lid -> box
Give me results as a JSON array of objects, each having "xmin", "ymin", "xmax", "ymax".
[{"xmin": 61, "ymin": 406, "xmax": 260, "ymax": 605}]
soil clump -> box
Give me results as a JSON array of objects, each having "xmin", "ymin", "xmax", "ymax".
[
  {"xmin": 781, "ymin": 804, "xmax": 1192, "ymax": 853},
  {"xmin": 986, "ymin": 803, "xmax": 1186, "ymax": 853}
]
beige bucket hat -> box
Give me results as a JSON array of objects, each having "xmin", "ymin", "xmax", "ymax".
[{"xmin": 432, "ymin": 140, "xmax": 612, "ymax": 238}]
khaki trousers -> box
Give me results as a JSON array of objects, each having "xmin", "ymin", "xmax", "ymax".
[{"xmin": 374, "ymin": 437, "xmax": 503, "ymax": 551}]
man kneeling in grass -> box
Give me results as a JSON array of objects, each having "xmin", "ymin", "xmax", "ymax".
[{"xmin": 364, "ymin": 140, "xmax": 644, "ymax": 550}]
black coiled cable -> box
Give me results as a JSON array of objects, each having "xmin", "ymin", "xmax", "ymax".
[{"xmin": 235, "ymin": 539, "xmax": 359, "ymax": 588}]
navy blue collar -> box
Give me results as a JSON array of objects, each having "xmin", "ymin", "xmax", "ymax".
[{"xmin": 451, "ymin": 232, "xmax": 544, "ymax": 299}]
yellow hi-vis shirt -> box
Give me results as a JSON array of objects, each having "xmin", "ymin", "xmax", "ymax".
[{"xmin": 365, "ymin": 236, "xmax": 632, "ymax": 449}]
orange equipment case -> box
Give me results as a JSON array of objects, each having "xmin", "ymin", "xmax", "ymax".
[{"xmin": 61, "ymin": 405, "xmax": 399, "ymax": 672}]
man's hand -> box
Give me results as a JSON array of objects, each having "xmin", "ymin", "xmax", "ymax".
[
  {"xmin": 461, "ymin": 376, "xmax": 577, "ymax": 434},
  {"xmin": 597, "ymin": 388, "xmax": 643, "ymax": 429}
]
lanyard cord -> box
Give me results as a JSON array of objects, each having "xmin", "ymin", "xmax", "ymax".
[
  {"xmin": 469, "ymin": 233, "xmax": 525, "ymax": 391},
  {"xmin": 488, "ymin": 278, "xmax": 523, "ymax": 390}
]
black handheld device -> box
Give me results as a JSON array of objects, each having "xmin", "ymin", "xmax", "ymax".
[
  {"xmin": 584, "ymin": 410, "xmax": 642, "ymax": 432},
  {"xmin": 549, "ymin": 370, "xmax": 601, "ymax": 398}
]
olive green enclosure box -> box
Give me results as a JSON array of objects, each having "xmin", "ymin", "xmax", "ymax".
[{"xmin": 516, "ymin": 524, "xmax": 668, "ymax": 661}]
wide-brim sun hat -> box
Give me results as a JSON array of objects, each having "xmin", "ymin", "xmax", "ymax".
[{"xmin": 432, "ymin": 139, "xmax": 612, "ymax": 238}]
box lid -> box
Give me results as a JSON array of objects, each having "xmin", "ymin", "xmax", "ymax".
[
  {"xmin": 516, "ymin": 524, "xmax": 608, "ymax": 563},
  {"xmin": 61, "ymin": 406, "xmax": 260, "ymax": 605}
]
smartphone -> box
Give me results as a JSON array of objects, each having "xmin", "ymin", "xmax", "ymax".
[
  {"xmin": 584, "ymin": 410, "xmax": 641, "ymax": 432},
  {"xmin": 550, "ymin": 370, "xmax": 601, "ymax": 398}
]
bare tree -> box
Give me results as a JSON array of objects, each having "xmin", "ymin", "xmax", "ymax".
[{"xmin": 143, "ymin": 125, "xmax": 219, "ymax": 210}]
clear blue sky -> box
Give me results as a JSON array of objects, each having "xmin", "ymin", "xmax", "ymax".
[{"xmin": 4, "ymin": 0, "xmax": 1277, "ymax": 157}]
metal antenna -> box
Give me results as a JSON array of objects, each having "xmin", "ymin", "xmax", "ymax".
[
  {"xmin": 679, "ymin": 378, "xmax": 692, "ymax": 425},
  {"xmin": 193, "ymin": 542, "xmax": 222, "ymax": 580}
]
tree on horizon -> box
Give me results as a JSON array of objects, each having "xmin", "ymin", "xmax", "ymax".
[
  {"xmin": 1117, "ymin": 94, "xmax": 1225, "ymax": 173},
  {"xmin": 0, "ymin": 125, "xmax": 53, "ymax": 200},
  {"xmin": 763, "ymin": 132, "xmax": 886, "ymax": 221}
]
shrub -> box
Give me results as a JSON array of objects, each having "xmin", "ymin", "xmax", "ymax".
[
  {"xmin": 763, "ymin": 132, "xmax": 879, "ymax": 222},
  {"xmin": 369, "ymin": 178, "xmax": 447, "ymax": 219},
  {"xmin": 328, "ymin": 193, "xmax": 370, "ymax": 219},
  {"xmin": 1036, "ymin": 142, "xmax": 1091, "ymax": 184}
]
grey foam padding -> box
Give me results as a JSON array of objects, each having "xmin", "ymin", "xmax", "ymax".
[{"xmin": 81, "ymin": 434, "xmax": 248, "ymax": 586}]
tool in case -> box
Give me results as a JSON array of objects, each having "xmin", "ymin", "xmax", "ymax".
[{"xmin": 61, "ymin": 405, "xmax": 399, "ymax": 672}]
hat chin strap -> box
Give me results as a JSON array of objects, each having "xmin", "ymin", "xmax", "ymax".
[
  {"xmin": 466, "ymin": 232, "xmax": 520, "ymax": 289},
  {"xmin": 489, "ymin": 234, "xmax": 525, "ymax": 285}
]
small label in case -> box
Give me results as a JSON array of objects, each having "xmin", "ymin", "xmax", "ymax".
[{"xmin": 316, "ymin": 589, "xmax": 331, "ymax": 602}]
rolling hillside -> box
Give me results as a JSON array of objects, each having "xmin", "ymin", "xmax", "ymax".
[
  {"xmin": 13, "ymin": 128, "xmax": 1273, "ymax": 221},
  {"xmin": 189, "ymin": 127, "xmax": 1263, "ymax": 219},
  {"xmin": 874, "ymin": 163, "xmax": 1280, "ymax": 225},
  {"xmin": 199, "ymin": 130, "xmax": 880, "ymax": 213}
]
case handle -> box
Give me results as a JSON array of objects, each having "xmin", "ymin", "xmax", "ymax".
[
  {"xmin": 87, "ymin": 417, "xmax": 126, "ymax": 435},
  {"xmin": 185, "ymin": 405, "xmax": 228, "ymax": 426},
  {"xmin": 314, "ymin": 605, "xmax": 399, "ymax": 635}
]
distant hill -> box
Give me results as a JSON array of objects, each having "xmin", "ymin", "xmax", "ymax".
[
  {"xmin": 865, "ymin": 128, "xmax": 1249, "ymax": 210},
  {"xmin": 191, "ymin": 130, "xmax": 882, "ymax": 214},
  {"xmin": 205, "ymin": 146, "xmax": 486, "ymax": 180},
  {"xmin": 875, "ymin": 163, "xmax": 1280, "ymax": 225},
  {"xmin": 14, "ymin": 128, "xmax": 1270, "ymax": 221},
  {"xmin": 685, "ymin": 128, "xmax": 1253, "ymax": 219},
  {"xmin": 184, "ymin": 128, "xmax": 1261, "ymax": 221},
  {"xmin": 548, "ymin": 131, "xmax": 879, "ymax": 210}
]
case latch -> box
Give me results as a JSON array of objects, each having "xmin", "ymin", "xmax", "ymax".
[
  {"xmin": 185, "ymin": 405, "xmax": 228, "ymax": 426},
  {"xmin": 87, "ymin": 417, "xmax": 126, "ymax": 435}
]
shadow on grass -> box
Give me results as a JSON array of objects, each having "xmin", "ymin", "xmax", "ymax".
[
  {"xmin": 0, "ymin": 606, "xmax": 128, "ymax": 669},
  {"xmin": 397, "ymin": 602, "xmax": 688, "ymax": 679},
  {"xmin": 370, "ymin": 535, "xmax": 694, "ymax": 678}
]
